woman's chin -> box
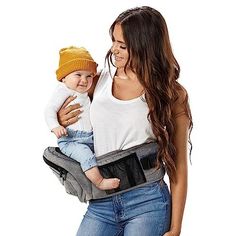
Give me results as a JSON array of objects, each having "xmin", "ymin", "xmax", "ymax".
[{"xmin": 114, "ymin": 61, "xmax": 125, "ymax": 69}]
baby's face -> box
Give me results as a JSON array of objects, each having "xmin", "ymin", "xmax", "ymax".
[{"xmin": 62, "ymin": 70, "xmax": 94, "ymax": 93}]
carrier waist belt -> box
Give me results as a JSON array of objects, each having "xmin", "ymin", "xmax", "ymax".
[{"xmin": 43, "ymin": 142, "xmax": 165, "ymax": 202}]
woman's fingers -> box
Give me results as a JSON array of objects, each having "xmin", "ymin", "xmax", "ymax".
[
  {"xmin": 61, "ymin": 115, "xmax": 80, "ymax": 127},
  {"xmin": 58, "ymin": 102, "xmax": 81, "ymax": 124},
  {"xmin": 64, "ymin": 103, "xmax": 81, "ymax": 115},
  {"xmin": 61, "ymin": 106, "xmax": 82, "ymax": 120},
  {"xmin": 57, "ymin": 96, "xmax": 83, "ymax": 127},
  {"xmin": 68, "ymin": 116, "xmax": 80, "ymax": 126},
  {"xmin": 61, "ymin": 96, "xmax": 76, "ymax": 109},
  {"xmin": 58, "ymin": 108, "xmax": 82, "ymax": 127}
]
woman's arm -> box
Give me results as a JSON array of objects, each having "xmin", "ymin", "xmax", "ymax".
[
  {"xmin": 164, "ymin": 90, "xmax": 190, "ymax": 236},
  {"xmin": 169, "ymin": 116, "xmax": 189, "ymax": 235},
  {"xmin": 57, "ymin": 72, "xmax": 100, "ymax": 127}
]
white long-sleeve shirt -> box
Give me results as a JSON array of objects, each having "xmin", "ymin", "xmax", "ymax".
[{"xmin": 44, "ymin": 83, "xmax": 92, "ymax": 132}]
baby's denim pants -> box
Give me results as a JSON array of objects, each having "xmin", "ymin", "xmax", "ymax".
[{"xmin": 58, "ymin": 128, "xmax": 97, "ymax": 172}]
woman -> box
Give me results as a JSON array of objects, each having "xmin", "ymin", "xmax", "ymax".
[{"xmin": 58, "ymin": 6, "xmax": 192, "ymax": 236}]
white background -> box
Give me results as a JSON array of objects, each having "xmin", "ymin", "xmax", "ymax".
[{"xmin": 0, "ymin": 0, "xmax": 235, "ymax": 235}]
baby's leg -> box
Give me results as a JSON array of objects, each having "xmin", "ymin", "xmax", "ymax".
[
  {"xmin": 60, "ymin": 142, "xmax": 120, "ymax": 190},
  {"xmin": 85, "ymin": 167, "xmax": 120, "ymax": 190},
  {"xmin": 61, "ymin": 142, "xmax": 97, "ymax": 169}
]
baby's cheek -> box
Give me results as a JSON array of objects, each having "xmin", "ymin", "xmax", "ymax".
[{"xmin": 88, "ymin": 79, "xmax": 93, "ymax": 88}]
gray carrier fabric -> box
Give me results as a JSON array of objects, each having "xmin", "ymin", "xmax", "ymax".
[{"xmin": 43, "ymin": 142, "xmax": 165, "ymax": 203}]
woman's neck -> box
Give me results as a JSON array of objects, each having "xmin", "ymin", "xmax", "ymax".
[{"xmin": 116, "ymin": 68, "xmax": 137, "ymax": 81}]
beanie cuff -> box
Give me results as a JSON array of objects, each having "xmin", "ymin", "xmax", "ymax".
[{"xmin": 56, "ymin": 59, "xmax": 97, "ymax": 81}]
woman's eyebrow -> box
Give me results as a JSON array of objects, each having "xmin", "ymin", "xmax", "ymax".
[
  {"xmin": 112, "ymin": 35, "xmax": 125, "ymax": 44},
  {"xmin": 116, "ymin": 40, "xmax": 126, "ymax": 44},
  {"xmin": 113, "ymin": 39, "xmax": 126, "ymax": 44}
]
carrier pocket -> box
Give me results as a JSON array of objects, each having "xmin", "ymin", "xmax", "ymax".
[
  {"xmin": 98, "ymin": 153, "xmax": 146, "ymax": 194},
  {"xmin": 43, "ymin": 156, "xmax": 68, "ymax": 184},
  {"xmin": 139, "ymin": 152, "xmax": 157, "ymax": 170},
  {"xmin": 63, "ymin": 173, "xmax": 87, "ymax": 201},
  {"xmin": 43, "ymin": 155, "xmax": 87, "ymax": 202}
]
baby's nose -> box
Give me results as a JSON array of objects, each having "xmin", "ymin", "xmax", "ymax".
[{"xmin": 80, "ymin": 76, "xmax": 88, "ymax": 83}]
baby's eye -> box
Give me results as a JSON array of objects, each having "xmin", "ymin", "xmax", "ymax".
[{"xmin": 75, "ymin": 73, "xmax": 81, "ymax": 77}]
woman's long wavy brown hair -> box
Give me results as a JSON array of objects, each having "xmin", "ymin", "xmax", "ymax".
[{"xmin": 105, "ymin": 6, "xmax": 193, "ymax": 181}]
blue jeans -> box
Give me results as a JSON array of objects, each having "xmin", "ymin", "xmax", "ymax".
[
  {"xmin": 76, "ymin": 180, "xmax": 171, "ymax": 236},
  {"xmin": 58, "ymin": 129, "xmax": 97, "ymax": 172}
]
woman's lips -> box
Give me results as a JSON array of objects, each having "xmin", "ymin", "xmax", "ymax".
[{"xmin": 114, "ymin": 56, "xmax": 123, "ymax": 61}]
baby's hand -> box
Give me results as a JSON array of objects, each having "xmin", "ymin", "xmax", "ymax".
[{"xmin": 52, "ymin": 126, "xmax": 67, "ymax": 138}]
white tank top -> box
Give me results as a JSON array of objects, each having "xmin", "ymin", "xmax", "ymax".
[{"xmin": 90, "ymin": 67, "xmax": 156, "ymax": 156}]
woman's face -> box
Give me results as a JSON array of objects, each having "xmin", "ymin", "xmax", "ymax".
[{"xmin": 111, "ymin": 24, "xmax": 129, "ymax": 69}]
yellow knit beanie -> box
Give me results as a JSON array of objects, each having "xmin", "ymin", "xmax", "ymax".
[{"xmin": 56, "ymin": 46, "xmax": 98, "ymax": 81}]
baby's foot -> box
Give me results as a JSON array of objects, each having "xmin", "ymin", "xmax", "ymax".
[{"xmin": 96, "ymin": 178, "xmax": 120, "ymax": 190}]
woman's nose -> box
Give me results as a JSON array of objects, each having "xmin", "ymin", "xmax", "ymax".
[{"xmin": 111, "ymin": 43, "xmax": 119, "ymax": 54}]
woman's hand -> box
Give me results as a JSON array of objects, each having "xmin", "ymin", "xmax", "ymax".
[
  {"xmin": 163, "ymin": 229, "xmax": 180, "ymax": 236},
  {"xmin": 57, "ymin": 96, "xmax": 82, "ymax": 127}
]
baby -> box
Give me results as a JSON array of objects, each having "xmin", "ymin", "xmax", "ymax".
[{"xmin": 45, "ymin": 46, "xmax": 120, "ymax": 190}]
